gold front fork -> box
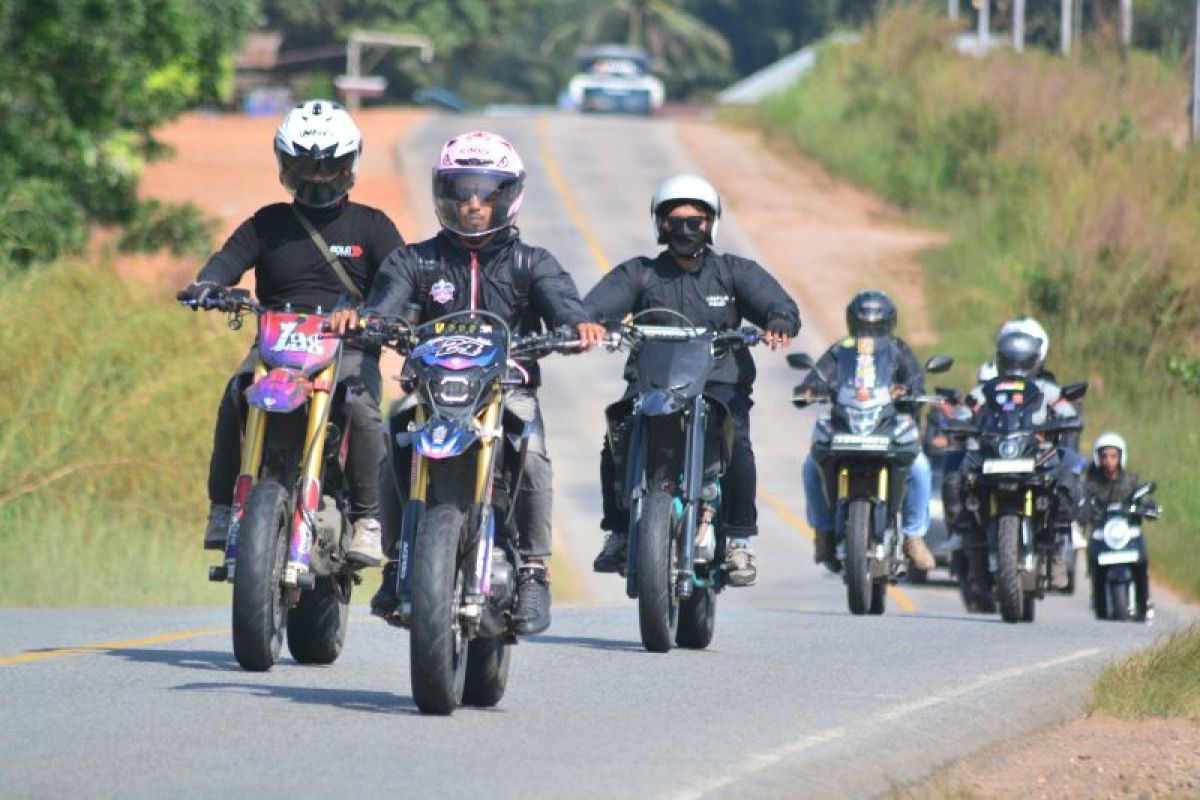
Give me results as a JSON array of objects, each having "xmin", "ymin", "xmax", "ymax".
[
  {"xmin": 475, "ymin": 397, "xmax": 502, "ymax": 504},
  {"xmin": 411, "ymin": 406, "xmax": 428, "ymax": 501},
  {"xmin": 239, "ymin": 364, "xmax": 270, "ymax": 478}
]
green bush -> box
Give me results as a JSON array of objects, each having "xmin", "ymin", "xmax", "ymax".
[{"xmin": 118, "ymin": 200, "xmax": 218, "ymax": 258}]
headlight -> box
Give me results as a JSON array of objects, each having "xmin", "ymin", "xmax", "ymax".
[
  {"xmin": 998, "ymin": 436, "xmax": 1025, "ymax": 459},
  {"xmin": 1102, "ymin": 518, "xmax": 1140, "ymax": 550},
  {"xmin": 847, "ymin": 406, "xmax": 883, "ymax": 435},
  {"xmin": 432, "ymin": 375, "xmax": 476, "ymax": 405}
]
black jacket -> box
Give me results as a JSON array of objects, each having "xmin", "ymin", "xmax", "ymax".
[
  {"xmin": 1084, "ymin": 466, "xmax": 1151, "ymax": 527},
  {"xmin": 198, "ymin": 200, "xmax": 403, "ymax": 314},
  {"xmin": 799, "ymin": 335, "xmax": 924, "ymax": 396},
  {"xmin": 363, "ymin": 229, "xmax": 589, "ymax": 387},
  {"xmin": 584, "ymin": 249, "xmax": 800, "ymax": 387}
]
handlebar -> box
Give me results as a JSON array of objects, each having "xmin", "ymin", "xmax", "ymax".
[
  {"xmin": 610, "ymin": 323, "xmax": 762, "ymax": 352},
  {"xmin": 177, "ymin": 287, "xmax": 261, "ymax": 315}
]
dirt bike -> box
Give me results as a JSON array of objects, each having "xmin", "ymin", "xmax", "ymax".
[
  {"xmin": 604, "ymin": 310, "xmax": 762, "ymax": 652},
  {"xmin": 943, "ymin": 377, "xmax": 1086, "ymax": 623},
  {"xmin": 181, "ymin": 288, "xmax": 360, "ymax": 672},
  {"xmin": 1089, "ymin": 482, "xmax": 1159, "ymax": 622},
  {"xmin": 371, "ymin": 309, "xmax": 580, "ymax": 714},
  {"xmin": 790, "ymin": 340, "xmax": 952, "ymax": 615}
]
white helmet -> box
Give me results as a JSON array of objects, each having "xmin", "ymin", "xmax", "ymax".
[
  {"xmin": 650, "ymin": 174, "xmax": 721, "ymax": 244},
  {"xmin": 998, "ymin": 317, "xmax": 1049, "ymax": 366},
  {"xmin": 1092, "ymin": 432, "xmax": 1127, "ymax": 469},
  {"xmin": 274, "ymin": 100, "xmax": 362, "ymax": 208},
  {"xmin": 977, "ymin": 361, "xmax": 998, "ymax": 382}
]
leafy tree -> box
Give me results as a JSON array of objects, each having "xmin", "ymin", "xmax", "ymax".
[{"xmin": 0, "ymin": 0, "xmax": 258, "ymax": 267}]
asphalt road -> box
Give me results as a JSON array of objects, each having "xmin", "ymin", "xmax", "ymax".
[{"xmin": 1, "ymin": 113, "xmax": 1192, "ymax": 799}]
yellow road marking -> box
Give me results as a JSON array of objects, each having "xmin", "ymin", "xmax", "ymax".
[
  {"xmin": 759, "ymin": 487, "xmax": 917, "ymax": 614},
  {"xmin": 535, "ymin": 116, "xmax": 612, "ymax": 272},
  {"xmin": 0, "ymin": 627, "xmax": 228, "ymax": 667}
]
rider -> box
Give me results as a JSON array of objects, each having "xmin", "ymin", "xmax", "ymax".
[
  {"xmin": 329, "ymin": 130, "xmax": 606, "ymax": 635},
  {"xmin": 178, "ymin": 100, "xmax": 403, "ymax": 566},
  {"xmin": 796, "ymin": 290, "xmax": 937, "ymax": 572},
  {"xmin": 1084, "ymin": 432, "xmax": 1156, "ymax": 619},
  {"xmin": 586, "ymin": 174, "xmax": 800, "ymax": 586},
  {"xmin": 943, "ymin": 326, "xmax": 1086, "ymax": 593}
]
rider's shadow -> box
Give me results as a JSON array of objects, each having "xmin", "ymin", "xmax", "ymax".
[{"xmin": 172, "ymin": 681, "xmax": 418, "ymax": 715}]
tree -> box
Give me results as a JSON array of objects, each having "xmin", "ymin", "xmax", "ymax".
[{"xmin": 0, "ymin": 0, "xmax": 258, "ymax": 267}]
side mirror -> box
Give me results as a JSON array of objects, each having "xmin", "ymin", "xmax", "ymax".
[
  {"xmin": 787, "ymin": 353, "xmax": 816, "ymax": 371},
  {"xmin": 1132, "ymin": 482, "xmax": 1156, "ymax": 501},
  {"xmin": 1061, "ymin": 382, "xmax": 1088, "ymax": 401},
  {"xmin": 924, "ymin": 355, "xmax": 954, "ymax": 374},
  {"xmin": 1143, "ymin": 505, "xmax": 1162, "ymax": 520}
]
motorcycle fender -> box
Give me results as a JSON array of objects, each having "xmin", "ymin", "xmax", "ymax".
[
  {"xmin": 413, "ymin": 418, "xmax": 479, "ymax": 459},
  {"xmin": 638, "ymin": 390, "xmax": 681, "ymax": 416},
  {"xmin": 245, "ymin": 368, "xmax": 311, "ymax": 412},
  {"xmin": 1107, "ymin": 565, "xmax": 1134, "ymax": 583}
]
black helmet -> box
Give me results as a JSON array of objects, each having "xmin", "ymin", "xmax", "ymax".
[
  {"xmin": 995, "ymin": 331, "xmax": 1043, "ymax": 379},
  {"xmin": 846, "ymin": 290, "xmax": 897, "ymax": 337}
]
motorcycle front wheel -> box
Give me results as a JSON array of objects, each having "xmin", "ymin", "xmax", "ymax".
[
  {"xmin": 637, "ymin": 489, "xmax": 679, "ymax": 653},
  {"xmin": 232, "ymin": 480, "xmax": 290, "ymax": 671},
  {"xmin": 410, "ymin": 504, "xmax": 468, "ymax": 715},
  {"xmin": 996, "ymin": 514, "xmax": 1025, "ymax": 624},
  {"xmin": 845, "ymin": 499, "xmax": 873, "ymax": 615}
]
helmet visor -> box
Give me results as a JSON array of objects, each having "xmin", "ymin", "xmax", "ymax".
[
  {"xmin": 995, "ymin": 332, "xmax": 1042, "ymax": 378},
  {"xmin": 434, "ymin": 169, "xmax": 524, "ymax": 237},
  {"xmin": 278, "ymin": 151, "xmax": 358, "ymax": 207}
]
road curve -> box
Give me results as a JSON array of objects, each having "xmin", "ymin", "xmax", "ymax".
[{"xmin": 0, "ymin": 112, "xmax": 1193, "ymax": 799}]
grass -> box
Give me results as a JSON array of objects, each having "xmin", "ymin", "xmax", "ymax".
[
  {"xmin": 0, "ymin": 261, "xmax": 249, "ymax": 605},
  {"xmin": 747, "ymin": 2, "xmax": 1200, "ymax": 602},
  {"xmin": 1091, "ymin": 624, "xmax": 1200, "ymax": 723}
]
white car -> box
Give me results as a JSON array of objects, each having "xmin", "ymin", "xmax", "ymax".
[{"xmin": 567, "ymin": 45, "xmax": 664, "ymax": 115}]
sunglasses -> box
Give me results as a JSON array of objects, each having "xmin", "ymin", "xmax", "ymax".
[{"xmin": 663, "ymin": 215, "xmax": 708, "ymax": 233}]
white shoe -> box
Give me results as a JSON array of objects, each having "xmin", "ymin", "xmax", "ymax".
[{"xmin": 347, "ymin": 518, "xmax": 384, "ymax": 566}]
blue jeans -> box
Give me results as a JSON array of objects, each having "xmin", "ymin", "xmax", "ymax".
[{"xmin": 803, "ymin": 451, "xmax": 931, "ymax": 537}]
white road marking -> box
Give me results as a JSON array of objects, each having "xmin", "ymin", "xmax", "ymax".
[{"xmin": 669, "ymin": 646, "xmax": 1103, "ymax": 799}]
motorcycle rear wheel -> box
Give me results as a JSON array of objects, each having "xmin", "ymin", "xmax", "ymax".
[
  {"xmin": 410, "ymin": 504, "xmax": 468, "ymax": 715},
  {"xmin": 996, "ymin": 515, "xmax": 1024, "ymax": 624},
  {"xmin": 676, "ymin": 585, "xmax": 716, "ymax": 649},
  {"xmin": 232, "ymin": 480, "xmax": 290, "ymax": 671},
  {"xmin": 637, "ymin": 489, "xmax": 678, "ymax": 653},
  {"xmin": 462, "ymin": 637, "xmax": 511, "ymax": 707},
  {"xmin": 845, "ymin": 499, "xmax": 873, "ymax": 615},
  {"xmin": 287, "ymin": 574, "xmax": 349, "ymax": 665}
]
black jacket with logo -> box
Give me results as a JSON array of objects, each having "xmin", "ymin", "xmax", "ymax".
[
  {"xmin": 799, "ymin": 336, "xmax": 925, "ymax": 396},
  {"xmin": 362, "ymin": 229, "xmax": 589, "ymax": 387},
  {"xmin": 584, "ymin": 249, "xmax": 800, "ymax": 387},
  {"xmin": 198, "ymin": 200, "xmax": 403, "ymax": 314}
]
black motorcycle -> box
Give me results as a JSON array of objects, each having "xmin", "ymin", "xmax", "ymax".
[
  {"xmin": 1089, "ymin": 482, "xmax": 1159, "ymax": 622},
  {"xmin": 943, "ymin": 377, "xmax": 1086, "ymax": 623},
  {"xmin": 789, "ymin": 340, "xmax": 952, "ymax": 615},
  {"xmin": 605, "ymin": 310, "xmax": 761, "ymax": 653},
  {"xmin": 371, "ymin": 310, "xmax": 579, "ymax": 714}
]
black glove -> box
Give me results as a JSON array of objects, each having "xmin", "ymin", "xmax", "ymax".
[
  {"xmin": 177, "ymin": 281, "xmax": 222, "ymax": 309},
  {"xmin": 766, "ymin": 315, "xmax": 795, "ymax": 338}
]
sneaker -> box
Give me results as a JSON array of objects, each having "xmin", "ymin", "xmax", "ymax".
[
  {"xmin": 812, "ymin": 529, "xmax": 835, "ymax": 566},
  {"xmin": 514, "ymin": 563, "xmax": 551, "ymax": 635},
  {"xmin": 204, "ymin": 504, "xmax": 232, "ymax": 551},
  {"xmin": 347, "ymin": 518, "xmax": 384, "ymax": 567},
  {"xmin": 1049, "ymin": 551, "xmax": 1069, "ymax": 590},
  {"xmin": 370, "ymin": 560, "xmax": 400, "ymax": 618},
  {"xmin": 902, "ymin": 536, "xmax": 936, "ymax": 571},
  {"xmin": 724, "ymin": 539, "xmax": 758, "ymax": 587},
  {"xmin": 592, "ymin": 532, "xmax": 628, "ymax": 573}
]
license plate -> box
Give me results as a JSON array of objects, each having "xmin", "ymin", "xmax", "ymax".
[
  {"xmin": 1097, "ymin": 550, "xmax": 1140, "ymax": 566},
  {"xmin": 832, "ymin": 434, "xmax": 890, "ymax": 451},
  {"xmin": 982, "ymin": 458, "xmax": 1034, "ymax": 475}
]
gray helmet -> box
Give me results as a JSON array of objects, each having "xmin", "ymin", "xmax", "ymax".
[
  {"xmin": 995, "ymin": 331, "xmax": 1043, "ymax": 379},
  {"xmin": 846, "ymin": 289, "xmax": 897, "ymax": 337},
  {"xmin": 650, "ymin": 174, "xmax": 721, "ymax": 244}
]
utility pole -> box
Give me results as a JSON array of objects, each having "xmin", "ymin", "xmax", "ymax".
[
  {"xmin": 1013, "ymin": 0, "xmax": 1026, "ymax": 53},
  {"xmin": 949, "ymin": 0, "xmax": 958, "ymax": 23},
  {"xmin": 1192, "ymin": 0, "xmax": 1200, "ymax": 143},
  {"xmin": 1061, "ymin": 0, "xmax": 1073, "ymax": 56},
  {"xmin": 1120, "ymin": 0, "xmax": 1132, "ymax": 82},
  {"xmin": 978, "ymin": 0, "xmax": 990, "ymax": 53}
]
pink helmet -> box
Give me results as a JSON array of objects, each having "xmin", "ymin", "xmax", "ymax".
[{"xmin": 433, "ymin": 130, "xmax": 526, "ymax": 238}]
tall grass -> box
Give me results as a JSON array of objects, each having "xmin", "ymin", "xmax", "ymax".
[
  {"xmin": 1091, "ymin": 624, "xmax": 1200, "ymax": 722},
  {"xmin": 752, "ymin": 3, "xmax": 1200, "ymax": 599},
  {"xmin": 0, "ymin": 262, "xmax": 248, "ymax": 605}
]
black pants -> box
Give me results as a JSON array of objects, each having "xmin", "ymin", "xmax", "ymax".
[
  {"xmin": 601, "ymin": 383, "xmax": 758, "ymax": 539},
  {"xmin": 207, "ymin": 346, "xmax": 384, "ymax": 522}
]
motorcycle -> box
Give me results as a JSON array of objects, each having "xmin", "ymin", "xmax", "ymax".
[
  {"xmin": 789, "ymin": 339, "xmax": 952, "ymax": 615},
  {"xmin": 1089, "ymin": 482, "xmax": 1159, "ymax": 622},
  {"xmin": 181, "ymin": 288, "xmax": 359, "ymax": 672},
  {"xmin": 604, "ymin": 310, "xmax": 761, "ymax": 653},
  {"xmin": 943, "ymin": 377, "xmax": 1086, "ymax": 623},
  {"xmin": 372, "ymin": 309, "xmax": 580, "ymax": 714}
]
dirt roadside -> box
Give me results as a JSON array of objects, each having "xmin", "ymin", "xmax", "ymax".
[{"xmin": 679, "ymin": 117, "xmax": 1200, "ymax": 799}]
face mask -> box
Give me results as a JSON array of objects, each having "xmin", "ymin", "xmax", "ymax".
[{"xmin": 663, "ymin": 216, "xmax": 707, "ymax": 258}]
